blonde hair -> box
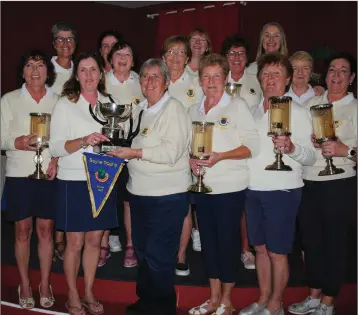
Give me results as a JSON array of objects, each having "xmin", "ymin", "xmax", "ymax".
[
  {"xmin": 289, "ymin": 51, "xmax": 313, "ymax": 65},
  {"xmin": 256, "ymin": 22, "xmax": 288, "ymax": 61}
]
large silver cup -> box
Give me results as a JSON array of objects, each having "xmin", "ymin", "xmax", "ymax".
[{"xmin": 89, "ymin": 101, "xmax": 133, "ymax": 153}]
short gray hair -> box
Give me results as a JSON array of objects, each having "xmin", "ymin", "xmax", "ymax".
[
  {"xmin": 139, "ymin": 59, "xmax": 170, "ymax": 83},
  {"xmin": 51, "ymin": 21, "xmax": 77, "ymax": 40}
]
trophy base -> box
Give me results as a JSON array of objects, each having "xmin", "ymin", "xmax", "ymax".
[
  {"xmin": 188, "ymin": 183, "xmax": 212, "ymax": 193},
  {"xmin": 28, "ymin": 172, "xmax": 48, "ymax": 180},
  {"xmin": 265, "ymin": 163, "xmax": 293, "ymax": 171},
  {"xmin": 93, "ymin": 139, "xmax": 132, "ymax": 154},
  {"xmin": 318, "ymin": 158, "xmax": 345, "ymax": 176}
]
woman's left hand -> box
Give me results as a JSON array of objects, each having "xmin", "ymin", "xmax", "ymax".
[
  {"xmin": 321, "ymin": 140, "xmax": 348, "ymax": 158},
  {"xmin": 313, "ymin": 86, "xmax": 325, "ymax": 96},
  {"xmin": 272, "ymin": 136, "xmax": 295, "ymax": 154},
  {"xmin": 108, "ymin": 147, "xmax": 137, "ymax": 160},
  {"xmin": 195, "ymin": 152, "xmax": 222, "ymax": 168},
  {"xmin": 47, "ymin": 158, "xmax": 58, "ymax": 180}
]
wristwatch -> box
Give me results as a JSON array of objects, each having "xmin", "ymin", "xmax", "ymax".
[
  {"xmin": 347, "ymin": 146, "xmax": 356, "ymax": 158},
  {"xmin": 80, "ymin": 137, "xmax": 88, "ymax": 149}
]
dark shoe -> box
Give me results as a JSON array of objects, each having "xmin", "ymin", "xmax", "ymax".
[
  {"xmin": 175, "ymin": 262, "xmax": 190, "ymax": 276},
  {"xmin": 126, "ymin": 300, "xmax": 147, "ymax": 315}
]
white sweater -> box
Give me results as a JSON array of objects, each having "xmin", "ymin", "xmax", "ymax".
[
  {"xmin": 105, "ymin": 70, "xmax": 144, "ymax": 106},
  {"xmin": 228, "ymin": 69, "xmax": 262, "ymax": 111},
  {"xmin": 303, "ymin": 92, "xmax": 357, "ymax": 181},
  {"xmin": 248, "ymin": 98, "xmax": 316, "ymax": 191},
  {"xmin": 49, "ymin": 93, "xmax": 114, "ymax": 181},
  {"xmin": 188, "ymin": 92, "xmax": 260, "ymax": 194},
  {"xmin": 127, "ymin": 92, "xmax": 192, "ymax": 196},
  {"xmin": 51, "ymin": 56, "xmax": 73, "ymax": 95},
  {"xmin": 168, "ymin": 68, "xmax": 204, "ymax": 108},
  {"xmin": 1, "ymin": 84, "xmax": 59, "ymax": 177}
]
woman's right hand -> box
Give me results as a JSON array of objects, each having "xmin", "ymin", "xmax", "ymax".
[
  {"xmin": 189, "ymin": 158, "xmax": 200, "ymax": 176},
  {"xmin": 14, "ymin": 133, "xmax": 38, "ymax": 151},
  {"xmin": 311, "ymin": 134, "xmax": 321, "ymax": 149},
  {"xmin": 83, "ymin": 132, "xmax": 110, "ymax": 147}
]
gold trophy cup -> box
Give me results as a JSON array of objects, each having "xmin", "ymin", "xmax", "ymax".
[
  {"xmin": 187, "ymin": 121, "xmax": 214, "ymax": 193},
  {"xmin": 310, "ymin": 104, "xmax": 345, "ymax": 176},
  {"xmin": 265, "ymin": 96, "xmax": 293, "ymax": 171},
  {"xmin": 225, "ymin": 83, "xmax": 242, "ymax": 98},
  {"xmin": 28, "ymin": 113, "xmax": 51, "ymax": 180}
]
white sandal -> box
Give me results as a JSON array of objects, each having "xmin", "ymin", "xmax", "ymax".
[
  {"xmin": 212, "ymin": 304, "xmax": 236, "ymax": 315},
  {"xmin": 188, "ymin": 300, "xmax": 219, "ymax": 315},
  {"xmin": 18, "ymin": 285, "xmax": 35, "ymax": 309},
  {"xmin": 39, "ymin": 283, "xmax": 55, "ymax": 308}
]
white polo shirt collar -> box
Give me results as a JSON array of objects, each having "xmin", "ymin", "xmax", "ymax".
[
  {"xmin": 108, "ymin": 70, "xmax": 138, "ymax": 85},
  {"xmin": 51, "ymin": 56, "xmax": 73, "ymax": 74},
  {"xmin": 321, "ymin": 90, "xmax": 354, "ymax": 106},
  {"xmin": 198, "ymin": 91, "xmax": 231, "ymax": 115},
  {"xmin": 20, "ymin": 83, "xmax": 53, "ymax": 99},
  {"xmin": 139, "ymin": 92, "xmax": 170, "ymax": 114},
  {"xmin": 287, "ymin": 84, "xmax": 315, "ymax": 105}
]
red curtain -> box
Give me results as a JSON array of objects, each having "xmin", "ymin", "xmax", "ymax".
[{"xmin": 155, "ymin": 2, "xmax": 240, "ymax": 57}]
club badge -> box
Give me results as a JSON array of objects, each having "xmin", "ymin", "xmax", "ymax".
[
  {"xmin": 140, "ymin": 127, "xmax": 150, "ymax": 137},
  {"xmin": 250, "ymin": 88, "xmax": 256, "ymax": 95},
  {"xmin": 95, "ymin": 167, "xmax": 109, "ymax": 183},
  {"xmin": 186, "ymin": 88, "xmax": 195, "ymax": 98},
  {"xmin": 218, "ymin": 116, "xmax": 230, "ymax": 127}
]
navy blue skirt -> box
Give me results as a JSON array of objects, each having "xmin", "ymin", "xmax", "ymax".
[
  {"xmin": 55, "ymin": 180, "xmax": 118, "ymax": 232},
  {"xmin": 4, "ymin": 177, "xmax": 56, "ymax": 222}
]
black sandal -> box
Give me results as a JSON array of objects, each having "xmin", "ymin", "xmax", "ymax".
[{"xmin": 54, "ymin": 241, "xmax": 65, "ymax": 261}]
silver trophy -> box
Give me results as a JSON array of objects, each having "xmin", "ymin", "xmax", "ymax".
[
  {"xmin": 89, "ymin": 97, "xmax": 143, "ymax": 153},
  {"xmin": 225, "ymin": 83, "xmax": 242, "ymax": 97}
]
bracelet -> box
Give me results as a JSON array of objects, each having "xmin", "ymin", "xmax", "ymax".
[{"xmin": 80, "ymin": 137, "xmax": 88, "ymax": 149}]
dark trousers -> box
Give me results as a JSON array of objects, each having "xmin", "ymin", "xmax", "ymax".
[
  {"xmin": 298, "ymin": 177, "xmax": 357, "ymax": 297},
  {"xmin": 195, "ymin": 191, "xmax": 246, "ymax": 283},
  {"xmin": 130, "ymin": 192, "xmax": 189, "ymax": 314}
]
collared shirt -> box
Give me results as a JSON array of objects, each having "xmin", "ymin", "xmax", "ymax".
[
  {"xmin": 168, "ymin": 68, "xmax": 204, "ymax": 108},
  {"xmin": 50, "ymin": 92, "xmax": 113, "ymax": 181},
  {"xmin": 1, "ymin": 84, "xmax": 59, "ymax": 177},
  {"xmin": 127, "ymin": 92, "xmax": 192, "ymax": 196},
  {"xmin": 51, "ymin": 56, "xmax": 74, "ymax": 95},
  {"xmin": 286, "ymin": 84, "xmax": 315, "ymax": 105},
  {"xmin": 185, "ymin": 64, "xmax": 199, "ymax": 77},
  {"xmin": 188, "ymin": 92, "xmax": 260, "ymax": 194},
  {"xmin": 303, "ymin": 91, "xmax": 357, "ymax": 181},
  {"xmin": 248, "ymin": 97, "xmax": 316, "ymax": 191},
  {"xmin": 228, "ymin": 69, "xmax": 262, "ymax": 111},
  {"xmin": 105, "ymin": 70, "xmax": 144, "ymax": 106}
]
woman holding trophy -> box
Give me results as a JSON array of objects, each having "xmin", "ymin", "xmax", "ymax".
[
  {"xmin": 289, "ymin": 53, "xmax": 357, "ymax": 315},
  {"xmin": 221, "ymin": 34, "xmax": 262, "ymax": 112},
  {"xmin": 240, "ymin": 53, "xmax": 316, "ymax": 315},
  {"xmin": 1, "ymin": 50, "xmax": 58, "ymax": 309},
  {"xmin": 50, "ymin": 52, "xmax": 117, "ymax": 315},
  {"xmin": 188, "ymin": 53, "xmax": 260, "ymax": 315},
  {"xmin": 109, "ymin": 58, "xmax": 192, "ymax": 315}
]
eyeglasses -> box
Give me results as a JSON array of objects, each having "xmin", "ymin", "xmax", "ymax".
[
  {"xmin": 227, "ymin": 51, "xmax": 246, "ymax": 58},
  {"xmin": 140, "ymin": 74, "xmax": 162, "ymax": 82},
  {"xmin": 166, "ymin": 50, "xmax": 186, "ymax": 56},
  {"xmin": 55, "ymin": 36, "xmax": 75, "ymax": 43}
]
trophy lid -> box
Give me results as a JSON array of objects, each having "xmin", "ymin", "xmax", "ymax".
[
  {"xmin": 310, "ymin": 103, "xmax": 333, "ymax": 112},
  {"xmin": 269, "ymin": 96, "xmax": 292, "ymax": 103},
  {"xmin": 30, "ymin": 112, "xmax": 51, "ymax": 117},
  {"xmin": 192, "ymin": 121, "xmax": 215, "ymax": 126},
  {"xmin": 225, "ymin": 83, "xmax": 242, "ymax": 87}
]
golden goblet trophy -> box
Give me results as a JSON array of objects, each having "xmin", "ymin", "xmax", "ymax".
[
  {"xmin": 187, "ymin": 121, "xmax": 214, "ymax": 193},
  {"xmin": 28, "ymin": 113, "xmax": 51, "ymax": 180},
  {"xmin": 265, "ymin": 96, "xmax": 293, "ymax": 171},
  {"xmin": 310, "ymin": 104, "xmax": 345, "ymax": 176},
  {"xmin": 225, "ymin": 83, "xmax": 242, "ymax": 98}
]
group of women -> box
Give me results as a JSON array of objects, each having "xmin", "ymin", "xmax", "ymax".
[{"xmin": 1, "ymin": 20, "xmax": 356, "ymax": 315}]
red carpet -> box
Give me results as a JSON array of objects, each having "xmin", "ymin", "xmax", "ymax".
[{"xmin": 2, "ymin": 265, "xmax": 357, "ymax": 315}]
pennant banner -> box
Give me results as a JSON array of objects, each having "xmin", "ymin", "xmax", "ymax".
[{"xmin": 83, "ymin": 152, "xmax": 125, "ymax": 218}]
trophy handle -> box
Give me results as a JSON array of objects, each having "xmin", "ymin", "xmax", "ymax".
[
  {"xmin": 88, "ymin": 103, "xmax": 107, "ymax": 126},
  {"xmin": 128, "ymin": 110, "xmax": 144, "ymax": 141}
]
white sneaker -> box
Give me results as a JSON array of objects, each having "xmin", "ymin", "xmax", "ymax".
[
  {"xmin": 191, "ymin": 228, "xmax": 201, "ymax": 252},
  {"xmin": 109, "ymin": 235, "xmax": 122, "ymax": 252},
  {"xmin": 310, "ymin": 304, "xmax": 335, "ymax": 315},
  {"xmin": 241, "ymin": 251, "xmax": 256, "ymax": 270},
  {"xmin": 288, "ymin": 296, "xmax": 320, "ymax": 314}
]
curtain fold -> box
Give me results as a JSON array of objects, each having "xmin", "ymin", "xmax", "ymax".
[{"xmin": 155, "ymin": 2, "xmax": 240, "ymax": 57}]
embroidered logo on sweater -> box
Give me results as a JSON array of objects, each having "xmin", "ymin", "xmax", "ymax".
[
  {"xmin": 218, "ymin": 116, "xmax": 230, "ymax": 127},
  {"xmin": 140, "ymin": 127, "xmax": 150, "ymax": 137},
  {"xmin": 186, "ymin": 88, "xmax": 195, "ymax": 98}
]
